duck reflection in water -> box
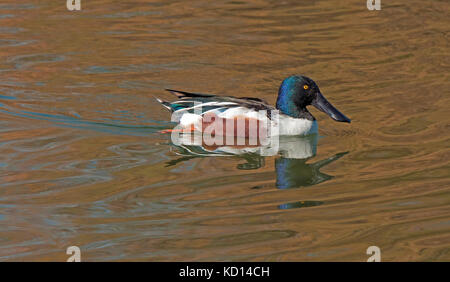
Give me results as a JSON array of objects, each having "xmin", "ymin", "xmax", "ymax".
[{"xmin": 167, "ymin": 133, "xmax": 348, "ymax": 189}]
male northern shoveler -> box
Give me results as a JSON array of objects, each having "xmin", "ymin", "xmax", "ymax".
[{"xmin": 157, "ymin": 75, "xmax": 350, "ymax": 136}]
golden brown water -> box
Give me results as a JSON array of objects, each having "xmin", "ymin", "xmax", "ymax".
[{"xmin": 0, "ymin": 0, "xmax": 449, "ymax": 261}]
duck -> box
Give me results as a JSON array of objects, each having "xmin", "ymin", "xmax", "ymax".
[{"xmin": 157, "ymin": 75, "xmax": 350, "ymax": 137}]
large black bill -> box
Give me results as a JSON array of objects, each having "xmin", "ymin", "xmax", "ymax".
[{"xmin": 311, "ymin": 92, "xmax": 351, "ymax": 123}]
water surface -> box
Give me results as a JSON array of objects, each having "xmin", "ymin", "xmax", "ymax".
[{"xmin": 0, "ymin": 0, "xmax": 449, "ymax": 261}]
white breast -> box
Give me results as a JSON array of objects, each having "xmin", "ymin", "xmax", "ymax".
[{"xmin": 273, "ymin": 115, "xmax": 318, "ymax": 136}]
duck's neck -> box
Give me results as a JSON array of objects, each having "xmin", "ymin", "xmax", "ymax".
[
  {"xmin": 296, "ymin": 108, "xmax": 315, "ymax": 121},
  {"xmin": 276, "ymin": 88, "xmax": 315, "ymax": 121}
]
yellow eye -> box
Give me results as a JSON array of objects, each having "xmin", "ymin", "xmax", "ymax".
[{"xmin": 303, "ymin": 85, "xmax": 309, "ymax": 90}]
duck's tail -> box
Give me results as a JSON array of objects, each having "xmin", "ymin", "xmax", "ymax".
[{"xmin": 155, "ymin": 97, "xmax": 173, "ymax": 112}]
